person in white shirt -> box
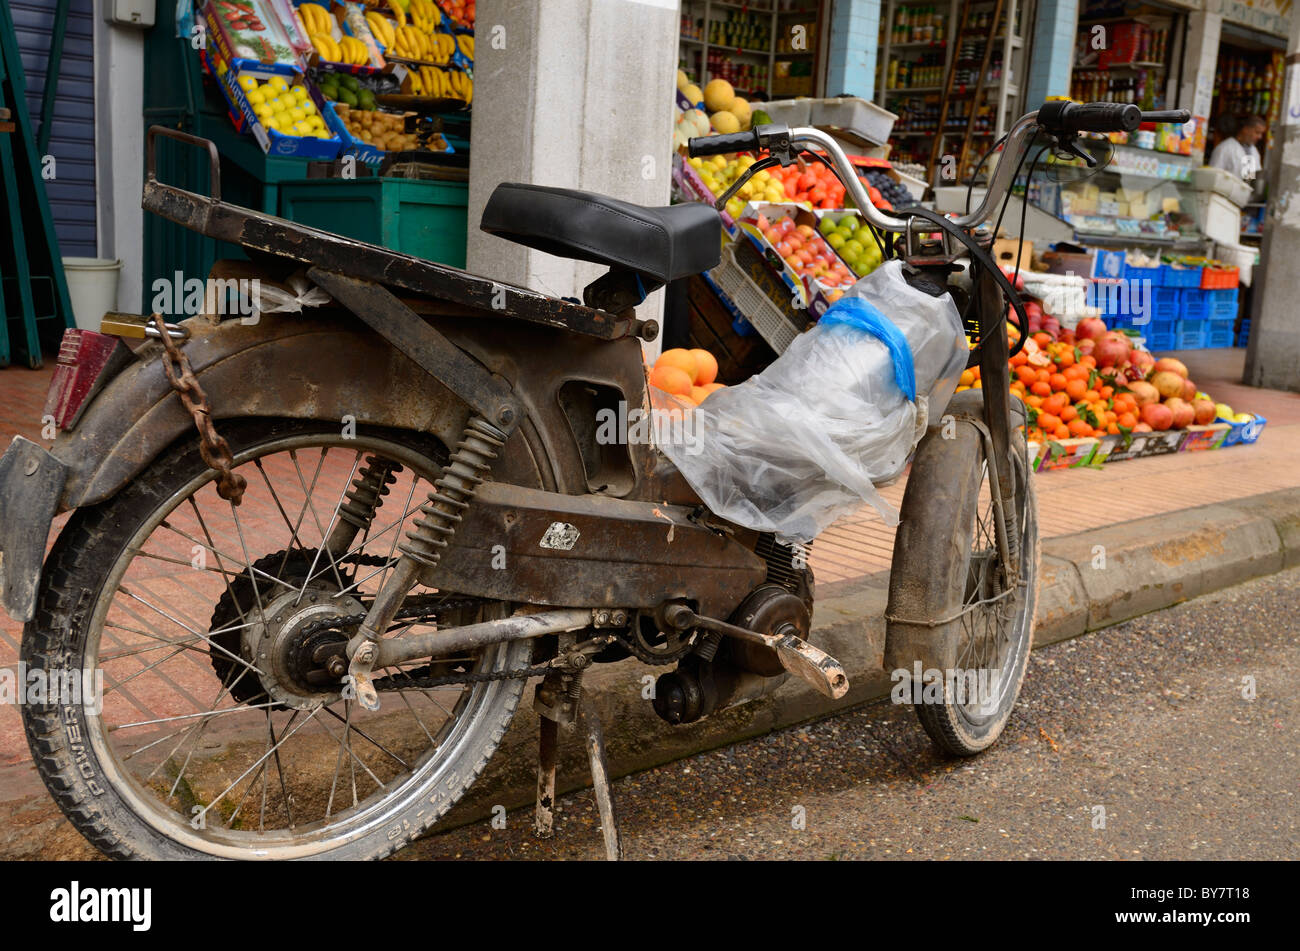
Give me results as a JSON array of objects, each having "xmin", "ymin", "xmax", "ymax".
[{"xmin": 1209, "ymin": 114, "xmax": 1266, "ymax": 183}]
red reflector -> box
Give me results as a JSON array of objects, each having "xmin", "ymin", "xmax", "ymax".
[{"xmin": 44, "ymin": 329, "xmax": 125, "ymax": 431}]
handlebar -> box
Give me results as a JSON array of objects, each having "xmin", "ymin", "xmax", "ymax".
[{"xmin": 685, "ymin": 101, "xmax": 1193, "ymax": 234}]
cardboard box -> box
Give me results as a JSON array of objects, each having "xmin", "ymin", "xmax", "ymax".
[
  {"xmin": 1179, "ymin": 423, "xmax": 1230, "ymax": 452},
  {"xmin": 1101, "ymin": 429, "xmax": 1183, "ymax": 463},
  {"xmin": 993, "ymin": 238, "xmax": 1034, "ymax": 273},
  {"xmin": 1038, "ymin": 437, "xmax": 1099, "ymax": 471},
  {"xmin": 1043, "ymin": 249, "xmax": 1095, "ymax": 278}
]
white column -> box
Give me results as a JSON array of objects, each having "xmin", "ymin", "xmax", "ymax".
[
  {"xmin": 466, "ymin": 0, "xmax": 680, "ymax": 338},
  {"xmin": 1177, "ymin": 11, "xmax": 1222, "ymax": 165}
]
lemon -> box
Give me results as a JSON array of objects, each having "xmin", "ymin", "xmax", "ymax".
[
  {"xmin": 300, "ymin": 100, "xmax": 318, "ymax": 116},
  {"xmin": 292, "ymin": 120, "xmax": 312, "ymax": 136},
  {"xmin": 246, "ymin": 89, "xmax": 266, "ymax": 106},
  {"xmin": 254, "ymin": 104, "xmax": 274, "ymax": 121},
  {"xmin": 269, "ymin": 75, "xmax": 289, "ymax": 92},
  {"xmin": 288, "ymin": 106, "xmax": 307, "ymax": 122},
  {"xmin": 308, "ymin": 115, "xmax": 326, "ymax": 130},
  {"xmin": 238, "ymin": 75, "xmax": 258, "ymax": 92},
  {"xmin": 292, "ymin": 86, "xmax": 308, "ymax": 102}
]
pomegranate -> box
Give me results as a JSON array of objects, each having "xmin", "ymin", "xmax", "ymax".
[
  {"xmin": 1150, "ymin": 370, "xmax": 1186, "ymax": 400},
  {"xmin": 1153, "ymin": 357, "xmax": 1189, "ymax": 379},
  {"xmin": 1181, "ymin": 378, "xmax": 1198, "ymax": 402},
  {"xmin": 1192, "ymin": 398, "xmax": 1217, "ymax": 425},
  {"xmin": 1141, "ymin": 402, "xmax": 1174, "ymax": 431},
  {"xmin": 1075, "ymin": 317, "xmax": 1107, "ymax": 342},
  {"xmin": 1128, "ymin": 350, "xmax": 1155, "ymax": 378},
  {"xmin": 1133, "ymin": 422, "xmax": 1153, "ymax": 433},
  {"xmin": 1094, "ymin": 331, "xmax": 1132, "ymax": 368},
  {"xmin": 1128, "ymin": 380, "xmax": 1160, "ymax": 407},
  {"xmin": 1165, "ymin": 397, "xmax": 1195, "ymax": 429},
  {"xmin": 1078, "ymin": 337, "xmax": 1096, "ymax": 354}
]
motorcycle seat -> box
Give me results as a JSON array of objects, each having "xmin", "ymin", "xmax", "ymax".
[{"xmin": 480, "ymin": 183, "xmax": 722, "ymax": 284}]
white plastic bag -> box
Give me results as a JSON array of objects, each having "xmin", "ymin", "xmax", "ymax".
[{"xmin": 659, "ymin": 260, "xmax": 968, "ymax": 543}]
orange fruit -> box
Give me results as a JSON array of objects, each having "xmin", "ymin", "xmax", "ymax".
[
  {"xmin": 690, "ymin": 385, "xmax": 711, "ymax": 403},
  {"xmin": 1079, "ymin": 354, "xmax": 1097, "ymax": 369},
  {"xmin": 1065, "ymin": 379, "xmax": 1087, "ymax": 401},
  {"xmin": 1015, "ymin": 365, "xmax": 1038, "ymax": 385},
  {"xmin": 1036, "ymin": 368, "xmax": 1051, "ymax": 383},
  {"xmin": 1067, "ymin": 418, "xmax": 1092, "ymax": 437},
  {"xmin": 1030, "ymin": 380, "xmax": 1052, "ymax": 397},
  {"xmin": 1049, "ymin": 373, "xmax": 1068, "ymax": 392},
  {"xmin": 1118, "ymin": 412, "xmax": 1137, "ymax": 428},
  {"xmin": 1099, "ymin": 385, "xmax": 1114, "ymax": 400},
  {"xmin": 1106, "ymin": 422, "xmax": 1120, "ymax": 435},
  {"xmin": 1032, "ymin": 332, "xmax": 1052, "ymax": 348},
  {"xmin": 1053, "ymin": 424, "xmax": 1070, "ymax": 439},
  {"xmin": 1025, "ymin": 395, "xmax": 1043, "ymax": 409},
  {"xmin": 655, "ymin": 348, "xmax": 698, "ymax": 381},
  {"xmin": 1083, "ymin": 389, "xmax": 1100, "ymax": 403},
  {"xmin": 688, "ymin": 348, "xmax": 719, "ymax": 386},
  {"xmin": 1060, "ymin": 404, "xmax": 1078, "ymax": 423},
  {"xmin": 1037, "ymin": 412, "xmax": 1061, "ymax": 432},
  {"xmin": 1056, "ymin": 349, "xmax": 1076, "ymax": 368},
  {"xmin": 702, "ymin": 382, "xmax": 725, "ymax": 393},
  {"xmin": 649, "ymin": 364, "xmax": 693, "ymax": 396},
  {"xmin": 960, "ymin": 369, "xmax": 976, "ymax": 387}
]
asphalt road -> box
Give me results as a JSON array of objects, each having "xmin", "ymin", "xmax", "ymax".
[{"xmin": 395, "ymin": 564, "xmax": 1300, "ymax": 861}]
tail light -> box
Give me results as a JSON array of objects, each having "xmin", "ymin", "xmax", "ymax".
[{"xmin": 43, "ymin": 329, "xmax": 132, "ymax": 432}]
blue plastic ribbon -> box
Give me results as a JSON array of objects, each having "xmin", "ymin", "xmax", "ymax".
[{"xmin": 819, "ymin": 297, "xmax": 917, "ymax": 401}]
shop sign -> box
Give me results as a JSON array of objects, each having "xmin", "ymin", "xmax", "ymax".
[{"xmin": 1204, "ymin": 0, "xmax": 1294, "ymax": 39}]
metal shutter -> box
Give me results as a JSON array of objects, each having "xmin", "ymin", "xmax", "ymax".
[{"xmin": 10, "ymin": 0, "xmax": 97, "ymax": 257}]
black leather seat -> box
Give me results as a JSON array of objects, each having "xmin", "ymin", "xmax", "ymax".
[{"xmin": 480, "ymin": 183, "xmax": 721, "ymax": 284}]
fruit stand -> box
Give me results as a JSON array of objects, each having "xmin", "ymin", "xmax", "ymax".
[
  {"xmin": 666, "ymin": 69, "xmax": 1268, "ymax": 465},
  {"xmin": 149, "ymin": 0, "xmax": 475, "ymax": 286}
]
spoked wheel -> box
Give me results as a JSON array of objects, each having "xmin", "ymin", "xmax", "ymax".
[
  {"xmin": 20, "ymin": 418, "xmax": 532, "ymax": 860},
  {"xmin": 886, "ymin": 393, "xmax": 1039, "ymax": 756}
]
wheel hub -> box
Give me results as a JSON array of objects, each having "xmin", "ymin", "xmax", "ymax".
[{"xmin": 243, "ymin": 586, "xmax": 365, "ymax": 710}]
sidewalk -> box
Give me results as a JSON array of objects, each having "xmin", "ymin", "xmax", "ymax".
[{"xmin": 0, "ymin": 347, "xmax": 1298, "ymax": 847}]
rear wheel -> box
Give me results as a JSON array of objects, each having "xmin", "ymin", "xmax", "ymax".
[
  {"xmin": 21, "ymin": 418, "xmax": 531, "ymax": 860},
  {"xmin": 886, "ymin": 395, "xmax": 1039, "ymax": 756}
]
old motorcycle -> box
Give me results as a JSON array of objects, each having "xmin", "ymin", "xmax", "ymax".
[{"xmin": 0, "ymin": 101, "xmax": 1185, "ymax": 859}]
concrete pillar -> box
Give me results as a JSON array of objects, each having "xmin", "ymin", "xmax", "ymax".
[
  {"xmin": 825, "ymin": 0, "xmax": 881, "ymax": 99},
  {"xmin": 1025, "ymin": 0, "xmax": 1078, "ymax": 108},
  {"xmin": 466, "ymin": 0, "xmax": 679, "ymax": 333},
  {"xmin": 1177, "ymin": 11, "xmax": 1222, "ymax": 164},
  {"xmin": 1243, "ymin": 15, "xmax": 1300, "ymax": 392},
  {"xmin": 92, "ymin": 16, "xmax": 146, "ymax": 312}
]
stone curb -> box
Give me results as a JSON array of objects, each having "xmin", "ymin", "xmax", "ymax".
[{"xmin": 437, "ymin": 485, "xmax": 1300, "ymax": 829}]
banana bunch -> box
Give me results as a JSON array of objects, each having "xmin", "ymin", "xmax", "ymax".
[
  {"xmin": 407, "ymin": 0, "xmax": 440, "ymax": 32},
  {"xmin": 392, "ymin": 25, "xmax": 456, "ymax": 63},
  {"xmin": 457, "ymin": 34, "xmax": 474, "ymax": 60},
  {"xmin": 365, "ymin": 11, "xmax": 396, "ymax": 48},
  {"xmin": 298, "ymin": 3, "xmax": 333, "ymax": 35},
  {"xmin": 387, "ymin": 0, "xmax": 406, "ymax": 27},
  {"xmin": 311, "ymin": 32, "xmax": 369, "ymax": 64},
  {"xmin": 408, "ymin": 65, "xmax": 473, "ymax": 104}
]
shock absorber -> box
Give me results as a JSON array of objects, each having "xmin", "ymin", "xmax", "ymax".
[
  {"xmin": 399, "ymin": 416, "xmax": 505, "ymax": 569},
  {"xmin": 346, "ymin": 415, "xmax": 507, "ymax": 710},
  {"xmin": 325, "ymin": 455, "xmax": 403, "ymax": 555}
]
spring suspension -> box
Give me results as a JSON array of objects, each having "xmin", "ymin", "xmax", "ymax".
[
  {"xmin": 399, "ymin": 416, "xmax": 506, "ymax": 569},
  {"xmin": 337, "ymin": 455, "xmax": 403, "ymax": 532}
]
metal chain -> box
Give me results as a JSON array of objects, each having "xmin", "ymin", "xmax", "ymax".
[{"xmin": 152, "ymin": 313, "xmax": 247, "ymax": 504}]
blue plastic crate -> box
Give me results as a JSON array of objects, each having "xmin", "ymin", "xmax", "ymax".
[
  {"xmin": 1151, "ymin": 287, "xmax": 1182, "ymax": 322},
  {"xmin": 1147, "ymin": 322, "xmax": 1177, "ymax": 351},
  {"xmin": 1237, "ymin": 318, "xmax": 1252, "ymax": 347},
  {"xmin": 1206, "ymin": 288, "xmax": 1239, "ymax": 321},
  {"xmin": 1162, "ymin": 264, "xmax": 1202, "ymax": 287},
  {"xmin": 1181, "ymin": 288, "xmax": 1208, "ymax": 321},
  {"xmin": 1123, "ymin": 262, "xmax": 1161, "ymax": 284},
  {"xmin": 1176, "ymin": 318, "xmax": 1208, "ymax": 349},
  {"xmin": 1206, "ymin": 320, "xmax": 1236, "ymax": 348}
]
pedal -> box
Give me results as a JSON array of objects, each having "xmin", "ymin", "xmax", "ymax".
[{"xmin": 773, "ymin": 633, "xmax": 849, "ymax": 699}]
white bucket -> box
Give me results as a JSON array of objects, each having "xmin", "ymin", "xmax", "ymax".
[{"xmin": 62, "ymin": 257, "xmax": 122, "ymax": 331}]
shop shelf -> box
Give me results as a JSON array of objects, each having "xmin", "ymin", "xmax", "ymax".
[
  {"xmin": 1200, "ymin": 265, "xmax": 1239, "ymax": 288},
  {"xmin": 1160, "ymin": 264, "xmax": 1201, "ymax": 287},
  {"xmin": 1205, "ymin": 288, "xmax": 1239, "ymax": 321}
]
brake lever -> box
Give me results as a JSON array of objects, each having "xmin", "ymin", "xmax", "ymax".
[
  {"xmin": 1056, "ymin": 137, "xmax": 1098, "ymax": 168},
  {"xmin": 716, "ymin": 155, "xmax": 782, "ymax": 208}
]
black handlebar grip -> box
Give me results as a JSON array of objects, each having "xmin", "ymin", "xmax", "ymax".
[
  {"xmin": 1039, "ymin": 100, "xmax": 1142, "ymax": 133},
  {"xmin": 1140, "ymin": 109, "xmax": 1192, "ymax": 125},
  {"xmin": 687, "ymin": 130, "xmax": 760, "ymax": 157}
]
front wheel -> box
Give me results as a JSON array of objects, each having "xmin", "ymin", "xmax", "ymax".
[
  {"xmin": 886, "ymin": 392, "xmax": 1039, "ymax": 756},
  {"xmin": 21, "ymin": 418, "xmax": 532, "ymax": 860}
]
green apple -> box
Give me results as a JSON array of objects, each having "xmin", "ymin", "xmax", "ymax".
[
  {"xmin": 838, "ymin": 215, "xmax": 860, "ymax": 233},
  {"xmin": 842, "ymin": 239, "xmax": 865, "ymax": 257},
  {"xmin": 817, "ymin": 216, "xmax": 838, "ymax": 236},
  {"xmin": 827, "ymin": 232, "xmax": 846, "ymax": 250}
]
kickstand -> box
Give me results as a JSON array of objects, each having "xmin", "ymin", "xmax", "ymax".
[
  {"xmin": 532, "ymin": 672, "xmax": 623, "ymax": 860},
  {"xmin": 580, "ymin": 697, "xmax": 624, "ymax": 861}
]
